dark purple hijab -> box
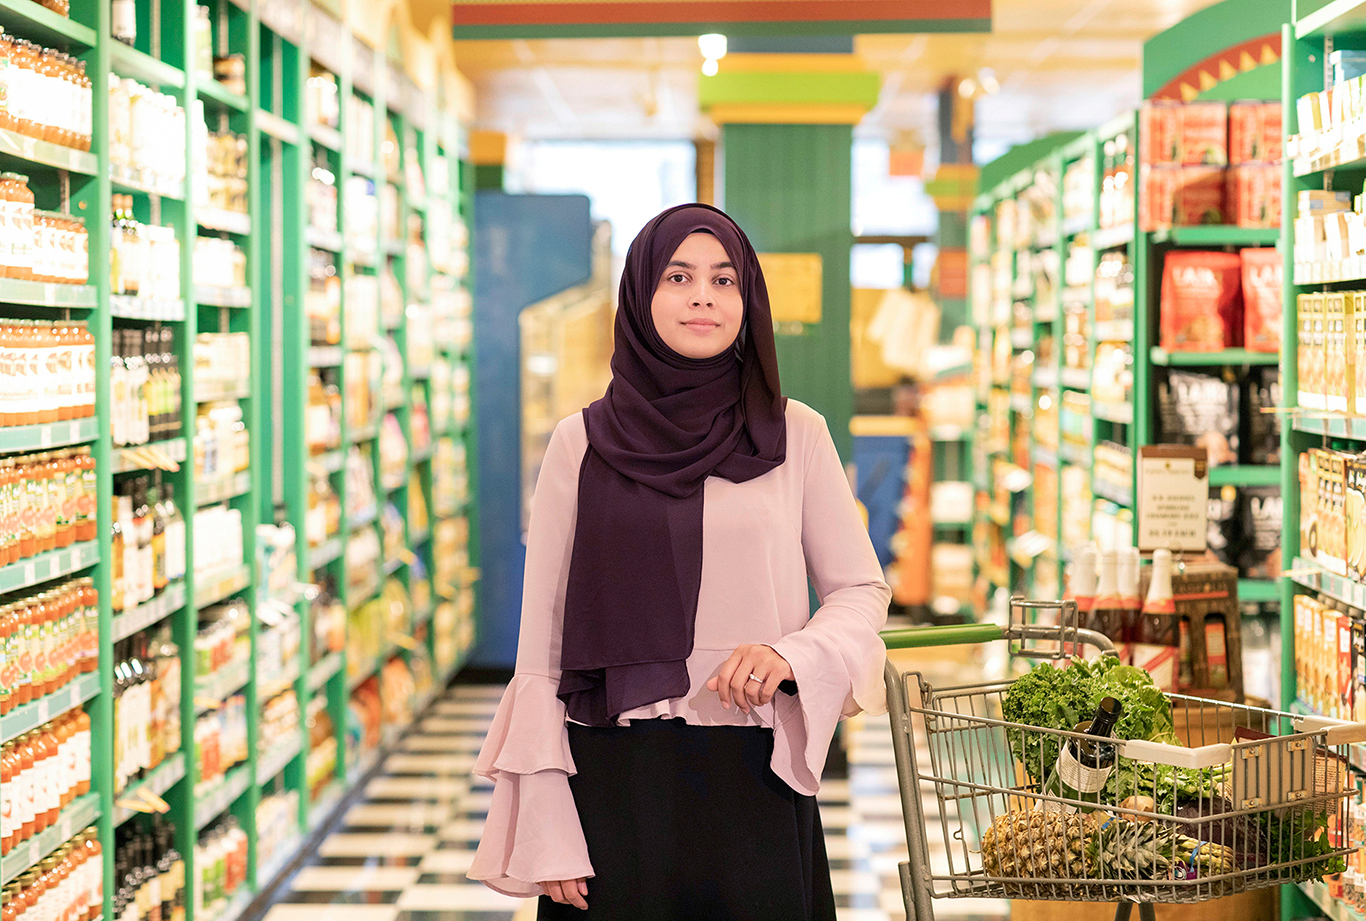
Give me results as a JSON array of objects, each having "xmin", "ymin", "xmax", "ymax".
[{"xmin": 556, "ymin": 203, "xmax": 787, "ymax": 726}]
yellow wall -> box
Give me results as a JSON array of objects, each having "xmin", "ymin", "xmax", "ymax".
[{"xmin": 336, "ymin": 0, "xmax": 476, "ymax": 124}]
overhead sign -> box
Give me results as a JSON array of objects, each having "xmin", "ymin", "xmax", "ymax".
[{"xmin": 452, "ymin": 0, "xmax": 991, "ymax": 38}]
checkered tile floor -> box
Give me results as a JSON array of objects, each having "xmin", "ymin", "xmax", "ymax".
[{"xmin": 262, "ymin": 683, "xmax": 1009, "ymax": 921}]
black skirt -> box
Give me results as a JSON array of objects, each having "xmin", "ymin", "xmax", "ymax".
[{"xmin": 538, "ymin": 718, "xmax": 836, "ymax": 921}]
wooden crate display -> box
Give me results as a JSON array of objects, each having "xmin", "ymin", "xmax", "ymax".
[{"xmin": 1139, "ymin": 560, "xmax": 1244, "ymax": 702}]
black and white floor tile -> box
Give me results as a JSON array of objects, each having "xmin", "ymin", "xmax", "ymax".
[{"xmin": 263, "ymin": 682, "xmax": 1009, "ymax": 921}]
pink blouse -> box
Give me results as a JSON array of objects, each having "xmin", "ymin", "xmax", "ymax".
[{"xmin": 468, "ymin": 399, "xmax": 891, "ymax": 897}]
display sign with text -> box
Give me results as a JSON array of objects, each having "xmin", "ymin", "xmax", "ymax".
[{"xmin": 1137, "ymin": 445, "xmax": 1210, "ymax": 553}]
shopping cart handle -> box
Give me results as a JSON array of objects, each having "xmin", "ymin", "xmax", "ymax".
[{"xmin": 881, "ymin": 623, "xmax": 1003, "ymax": 649}]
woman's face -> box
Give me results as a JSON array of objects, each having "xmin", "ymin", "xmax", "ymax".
[{"xmin": 650, "ymin": 232, "xmax": 744, "ymax": 360}]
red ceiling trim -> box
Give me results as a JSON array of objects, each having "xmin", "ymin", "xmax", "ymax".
[{"xmin": 451, "ymin": 1, "xmax": 990, "ymax": 26}]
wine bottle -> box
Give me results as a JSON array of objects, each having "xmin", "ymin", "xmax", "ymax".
[
  {"xmin": 1042, "ymin": 696, "xmax": 1123, "ymax": 813},
  {"xmin": 1132, "ymin": 548, "xmax": 1179, "ymax": 691},
  {"xmin": 1091, "ymin": 550, "xmax": 1125, "ymax": 655}
]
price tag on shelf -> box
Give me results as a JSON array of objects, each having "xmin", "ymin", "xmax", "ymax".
[
  {"xmin": 28, "ymin": 840, "xmax": 39, "ymax": 864},
  {"xmin": 37, "ymin": 698, "xmax": 48, "ymax": 723},
  {"xmin": 1137, "ymin": 445, "xmax": 1209, "ymax": 554}
]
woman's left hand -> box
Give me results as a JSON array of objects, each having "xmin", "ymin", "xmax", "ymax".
[{"xmin": 706, "ymin": 645, "xmax": 794, "ymax": 713}]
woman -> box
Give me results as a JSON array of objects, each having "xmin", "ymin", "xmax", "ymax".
[{"xmin": 468, "ymin": 203, "xmax": 890, "ymax": 920}]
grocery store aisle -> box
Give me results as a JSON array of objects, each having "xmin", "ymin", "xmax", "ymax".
[{"xmin": 258, "ymin": 681, "xmax": 1008, "ymax": 921}]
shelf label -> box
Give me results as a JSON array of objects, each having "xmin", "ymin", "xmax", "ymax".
[
  {"xmin": 1137, "ymin": 445, "xmax": 1210, "ymax": 553},
  {"xmin": 23, "ymin": 562, "xmax": 35, "ymax": 584}
]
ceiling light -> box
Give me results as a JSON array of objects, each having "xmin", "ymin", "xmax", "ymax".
[
  {"xmin": 978, "ymin": 68, "xmax": 1000, "ymax": 95},
  {"xmin": 701, "ymin": 58, "xmax": 719, "ymax": 77},
  {"xmin": 698, "ymin": 33, "xmax": 727, "ymax": 61},
  {"xmin": 957, "ymin": 77, "xmax": 977, "ymax": 99}
]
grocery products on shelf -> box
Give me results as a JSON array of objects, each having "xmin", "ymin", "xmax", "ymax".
[
  {"xmin": 193, "ymin": 238, "xmax": 248, "ymax": 290},
  {"xmin": 0, "ymin": 578, "xmax": 98, "ymax": 714},
  {"xmin": 4, "ymin": 828, "xmax": 102, "ymax": 920},
  {"xmin": 192, "ymin": 127, "xmax": 248, "ymax": 218},
  {"xmin": 0, "ymin": 321, "xmax": 96, "ymax": 426},
  {"xmin": 193, "ymin": 818, "xmax": 248, "ymax": 921},
  {"xmin": 1139, "ymin": 100, "xmax": 1282, "ymax": 229},
  {"xmin": 111, "ymin": 196, "xmax": 179, "ymax": 298},
  {"xmin": 112, "ymin": 629, "xmax": 179, "ymax": 794},
  {"xmin": 1, "ymin": 710, "xmax": 91, "ymax": 853},
  {"xmin": 113, "ymin": 327, "xmax": 182, "ymax": 445},
  {"xmin": 255, "ymin": 789, "xmax": 300, "ymax": 875},
  {"xmin": 0, "ymin": 37, "xmax": 92, "ymax": 152},
  {"xmin": 111, "ymin": 477, "xmax": 185, "ymax": 612},
  {"xmin": 0, "ymin": 175, "xmax": 90, "ymax": 285},
  {"xmin": 194, "ymin": 333, "xmax": 250, "ymax": 396},
  {"xmin": 108, "ymin": 78, "xmax": 187, "ymax": 193},
  {"xmin": 303, "ymin": 696, "xmax": 336, "ymax": 804},
  {"xmin": 192, "ymin": 505, "xmax": 244, "ymax": 580}
]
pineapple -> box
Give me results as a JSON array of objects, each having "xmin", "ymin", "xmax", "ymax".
[
  {"xmin": 981, "ymin": 809, "xmax": 1102, "ymax": 880},
  {"xmin": 1089, "ymin": 818, "xmax": 1235, "ymax": 880}
]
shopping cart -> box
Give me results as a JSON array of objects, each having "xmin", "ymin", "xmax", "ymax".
[{"xmin": 880, "ymin": 597, "xmax": 1366, "ymax": 921}]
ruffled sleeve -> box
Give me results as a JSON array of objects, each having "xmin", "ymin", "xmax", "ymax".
[
  {"xmin": 468, "ymin": 418, "xmax": 595, "ymax": 897},
  {"xmin": 769, "ymin": 410, "xmax": 891, "ymax": 795}
]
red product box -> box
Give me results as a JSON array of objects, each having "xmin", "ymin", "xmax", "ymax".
[
  {"xmin": 1174, "ymin": 167, "xmax": 1226, "ymax": 225},
  {"xmin": 1229, "ymin": 100, "xmax": 1264, "ymax": 164},
  {"xmin": 1140, "ymin": 101, "xmax": 1181, "ymax": 165},
  {"xmin": 1262, "ymin": 102, "xmax": 1283, "ymax": 162},
  {"xmin": 1228, "ymin": 101, "xmax": 1285, "ymax": 165},
  {"xmin": 1226, "ymin": 163, "xmax": 1282, "ymax": 228},
  {"xmin": 1139, "ymin": 165, "xmax": 1177, "ymax": 231},
  {"xmin": 1180, "ymin": 102, "xmax": 1229, "ymax": 166}
]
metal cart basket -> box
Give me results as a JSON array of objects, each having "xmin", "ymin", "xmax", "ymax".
[{"xmin": 881, "ymin": 598, "xmax": 1366, "ymax": 921}]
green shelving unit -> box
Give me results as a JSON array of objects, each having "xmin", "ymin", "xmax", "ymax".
[
  {"xmin": 969, "ymin": 27, "xmax": 1288, "ymax": 630},
  {"xmin": 0, "ymin": 1, "xmax": 479, "ymax": 919},
  {"xmin": 1284, "ymin": 5, "xmax": 1366, "ymax": 915}
]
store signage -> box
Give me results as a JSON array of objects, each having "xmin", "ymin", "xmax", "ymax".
[
  {"xmin": 757, "ymin": 253, "xmax": 822, "ymax": 325},
  {"xmin": 1137, "ymin": 445, "xmax": 1210, "ymax": 553},
  {"xmin": 451, "ymin": 0, "xmax": 991, "ymax": 37}
]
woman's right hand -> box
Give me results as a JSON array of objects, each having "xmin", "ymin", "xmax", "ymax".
[{"xmin": 540, "ymin": 878, "xmax": 589, "ymax": 910}]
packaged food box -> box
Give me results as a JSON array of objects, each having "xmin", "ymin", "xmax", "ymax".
[
  {"xmin": 1205, "ymin": 484, "xmax": 1241, "ymax": 569},
  {"xmin": 1301, "ymin": 449, "xmax": 1322, "ymax": 558},
  {"xmin": 1355, "ymin": 293, "xmax": 1366, "ymax": 416},
  {"xmin": 1156, "ymin": 369, "xmax": 1240, "ymax": 466},
  {"xmin": 1139, "ymin": 165, "xmax": 1177, "ymax": 231},
  {"xmin": 1174, "ymin": 167, "xmax": 1226, "ymax": 225},
  {"xmin": 1348, "ymin": 455, "xmax": 1366, "ymax": 582},
  {"xmin": 1160, "ymin": 250, "xmax": 1242, "ymax": 351},
  {"xmin": 1180, "ymin": 102, "xmax": 1229, "ymax": 166},
  {"xmin": 1319, "ymin": 449, "xmax": 1350, "ymax": 576},
  {"xmin": 1226, "ymin": 163, "xmax": 1282, "ymax": 227},
  {"xmin": 1140, "ymin": 101, "xmax": 1181, "ymax": 165},
  {"xmin": 1228, "ymin": 101, "xmax": 1285, "ymax": 164},
  {"xmin": 1239, "ymin": 485, "xmax": 1281, "ymax": 581},
  {"xmin": 1326, "ymin": 292, "xmax": 1359, "ymax": 414},
  {"xmin": 1262, "ymin": 102, "xmax": 1284, "ymax": 162},
  {"xmin": 1229, "ymin": 101, "xmax": 1266, "ymax": 164},
  {"xmin": 1245, "ymin": 367, "xmax": 1281, "ymax": 466}
]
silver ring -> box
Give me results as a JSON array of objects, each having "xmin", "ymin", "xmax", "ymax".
[{"xmin": 747, "ymin": 673, "xmax": 763, "ymax": 683}]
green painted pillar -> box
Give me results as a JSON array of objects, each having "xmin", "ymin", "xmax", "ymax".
[
  {"xmin": 702, "ymin": 66, "xmax": 880, "ymax": 461},
  {"xmin": 721, "ymin": 122, "xmax": 855, "ymax": 459}
]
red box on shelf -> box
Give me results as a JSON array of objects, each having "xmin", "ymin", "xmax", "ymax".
[{"xmin": 1226, "ymin": 163, "xmax": 1282, "ymax": 228}]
